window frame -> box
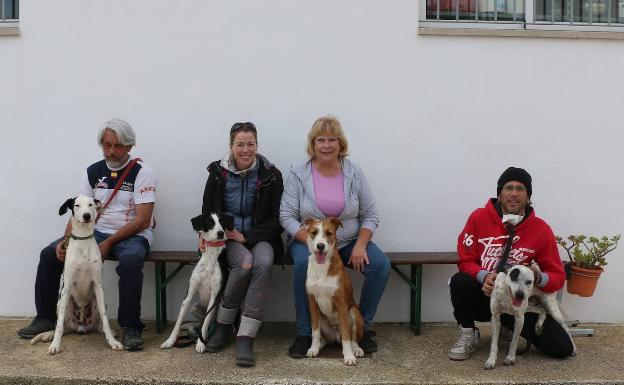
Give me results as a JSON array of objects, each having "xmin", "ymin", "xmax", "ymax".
[
  {"xmin": 419, "ymin": 0, "xmax": 624, "ymax": 33},
  {"xmin": 0, "ymin": 0, "xmax": 19, "ymax": 36}
]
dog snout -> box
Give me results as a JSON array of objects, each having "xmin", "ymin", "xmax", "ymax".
[
  {"xmin": 514, "ymin": 290, "xmax": 525, "ymax": 301},
  {"xmin": 316, "ymin": 243, "xmax": 325, "ymax": 251},
  {"xmin": 217, "ymin": 230, "xmax": 224, "ymax": 239},
  {"xmin": 83, "ymin": 213, "xmax": 91, "ymax": 222}
]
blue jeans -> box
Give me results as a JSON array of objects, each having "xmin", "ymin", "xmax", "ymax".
[
  {"xmin": 289, "ymin": 239, "xmax": 390, "ymax": 336},
  {"xmin": 34, "ymin": 230, "xmax": 149, "ymax": 330}
]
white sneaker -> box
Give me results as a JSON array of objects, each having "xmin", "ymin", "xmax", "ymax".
[{"xmin": 449, "ymin": 327, "xmax": 480, "ymax": 361}]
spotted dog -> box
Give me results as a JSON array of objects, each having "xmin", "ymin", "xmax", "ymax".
[
  {"xmin": 304, "ymin": 217, "xmax": 365, "ymax": 366},
  {"xmin": 160, "ymin": 212, "xmax": 231, "ymax": 353},
  {"xmin": 485, "ymin": 264, "xmax": 576, "ymax": 369},
  {"xmin": 32, "ymin": 196, "xmax": 123, "ymax": 354}
]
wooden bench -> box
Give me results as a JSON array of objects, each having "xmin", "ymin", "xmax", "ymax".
[{"xmin": 146, "ymin": 250, "xmax": 458, "ymax": 335}]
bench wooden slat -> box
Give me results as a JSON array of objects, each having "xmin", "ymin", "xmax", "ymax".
[
  {"xmin": 146, "ymin": 250, "xmax": 198, "ymax": 264},
  {"xmin": 387, "ymin": 251, "xmax": 458, "ymax": 265}
]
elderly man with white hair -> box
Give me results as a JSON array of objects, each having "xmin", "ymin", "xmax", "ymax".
[{"xmin": 18, "ymin": 118, "xmax": 157, "ymax": 351}]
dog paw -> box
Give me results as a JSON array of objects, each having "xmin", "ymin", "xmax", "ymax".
[
  {"xmin": 344, "ymin": 355, "xmax": 358, "ymax": 366},
  {"xmin": 483, "ymin": 360, "xmax": 495, "ymax": 370},
  {"xmin": 195, "ymin": 340, "xmax": 206, "ymax": 354},
  {"xmin": 47, "ymin": 343, "xmax": 62, "ymax": 355},
  {"xmin": 503, "ymin": 357, "xmax": 516, "ymax": 366},
  {"xmin": 571, "ymin": 346, "xmax": 577, "ymax": 357},
  {"xmin": 353, "ymin": 347, "xmax": 364, "ymax": 357},
  {"xmin": 160, "ymin": 339, "xmax": 175, "ymax": 349},
  {"xmin": 535, "ymin": 324, "xmax": 544, "ymax": 335},
  {"xmin": 109, "ymin": 339, "xmax": 124, "ymax": 351},
  {"xmin": 306, "ymin": 347, "xmax": 319, "ymax": 358}
]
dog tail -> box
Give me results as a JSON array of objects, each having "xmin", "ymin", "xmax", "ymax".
[{"xmin": 30, "ymin": 332, "xmax": 46, "ymax": 344}]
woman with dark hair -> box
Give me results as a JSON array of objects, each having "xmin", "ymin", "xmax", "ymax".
[{"xmin": 200, "ymin": 122, "xmax": 283, "ymax": 367}]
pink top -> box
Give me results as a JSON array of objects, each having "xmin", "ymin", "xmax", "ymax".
[{"xmin": 312, "ymin": 164, "xmax": 346, "ymax": 218}]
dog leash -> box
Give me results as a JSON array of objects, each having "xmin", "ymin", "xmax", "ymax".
[{"xmin": 496, "ymin": 223, "xmax": 516, "ymax": 273}]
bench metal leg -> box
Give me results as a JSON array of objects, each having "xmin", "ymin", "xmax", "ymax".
[
  {"xmin": 391, "ymin": 264, "xmax": 423, "ymax": 335},
  {"xmin": 155, "ymin": 262, "xmax": 167, "ymax": 333}
]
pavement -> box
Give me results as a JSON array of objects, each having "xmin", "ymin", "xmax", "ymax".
[{"xmin": 1, "ymin": 318, "xmax": 623, "ymax": 385}]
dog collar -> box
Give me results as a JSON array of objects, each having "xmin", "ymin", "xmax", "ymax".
[
  {"xmin": 70, "ymin": 233, "xmax": 95, "ymax": 241},
  {"xmin": 202, "ymin": 240, "xmax": 226, "ymax": 248}
]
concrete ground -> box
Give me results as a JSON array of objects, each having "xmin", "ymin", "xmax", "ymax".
[{"xmin": 1, "ymin": 318, "xmax": 623, "ymax": 385}]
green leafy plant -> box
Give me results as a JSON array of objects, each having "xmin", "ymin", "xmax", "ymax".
[{"xmin": 556, "ymin": 234, "xmax": 621, "ymax": 269}]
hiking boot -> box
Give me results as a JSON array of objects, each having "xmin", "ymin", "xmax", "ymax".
[
  {"xmin": 288, "ymin": 335, "xmax": 312, "ymax": 359},
  {"xmin": 122, "ymin": 327, "xmax": 144, "ymax": 351},
  {"xmin": 235, "ymin": 336, "xmax": 256, "ymax": 367},
  {"xmin": 17, "ymin": 317, "xmax": 55, "ymax": 339},
  {"xmin": 205, "ymin": 322, "xmax": 234, "ymax": 353},
  {"xmin": 449, "ymin": 327, "xmax": 480, "ymax": 361},
  {"xmin": 500, "ymin": 326, "xmax": 530, "ymax": 355},
  {"xmin": 359, "ymin": 330, "xmax": 378, "ymax": 354}
]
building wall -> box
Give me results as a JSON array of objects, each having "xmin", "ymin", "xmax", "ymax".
[{"xmin": 1, "ymin": 0, "xmax": 622, "ymax": 323}]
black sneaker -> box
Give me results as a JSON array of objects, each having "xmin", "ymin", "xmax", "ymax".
[
  {"xmin": 288, "ymin": 335, "xmax": 312, "ymax": 359},
  {"xmin": 122, "ymin": 327, "xmax": 144, "ymax": 351},
  {"xmin": 17, "ymin": 317, "xmax": 55, "ymax": 339},
  {"xmin": 235, "ymin": 336, "xmax": 256, "ymax": 367},
  {"xmin": 359, "ymin": 330, "xmax": 377, "ymax": 354},
  {"xmin": 205, "ymin": 322, "xmax": 234, "ymax": 353}
]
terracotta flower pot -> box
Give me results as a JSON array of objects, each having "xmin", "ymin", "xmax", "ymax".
[{"xmin": 566, "ymin": 265, "xmax": 604, "ymax": 297}]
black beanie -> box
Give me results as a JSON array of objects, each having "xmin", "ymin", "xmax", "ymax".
[{"xmin": 497, "ymin": 167, "xmax": 532, "ymax": 197}]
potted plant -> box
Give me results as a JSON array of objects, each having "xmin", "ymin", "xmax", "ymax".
[{"xmin": 556, "ymin": 234, "xmax": 620, "ymax": 297}]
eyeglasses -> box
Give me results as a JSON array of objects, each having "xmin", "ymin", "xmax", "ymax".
[
  {"xmin": 230, "ymin": 122, "xmax": 257, "ymax": 134},
  {"xmin": 502, "ymin": 185, "xmax": 527, "ymax": 193}
]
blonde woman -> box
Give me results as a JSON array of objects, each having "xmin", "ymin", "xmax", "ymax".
[{"xmin": 280, "ymin": 116, "xmax": 390, "ymax": 358}]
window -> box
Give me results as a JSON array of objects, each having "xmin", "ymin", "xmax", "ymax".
[
  {"xmin": 421, "ymin": 0, "xmax": 624, "ymax": 32},
  {"xmin": 1, "ymin": 0, "xmax": 18, "ymax": 22}
]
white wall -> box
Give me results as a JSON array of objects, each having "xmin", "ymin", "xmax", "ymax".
[{"xmin": 1, "ymin": 0, "xmax": 623, "ymax": 324}]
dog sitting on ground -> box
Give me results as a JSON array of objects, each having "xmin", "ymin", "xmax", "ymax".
[
  {"xmin": 485, "ymin": 264, "xmax": 577, "ymax": 369},
  {"xmin": 160, "ymin": 212, "xmax": 231, "ymax": 353},
  {"xmin": 32, "ymin": 196, "xmax": 123, "ymax": 355},
  {"xmin": 303, "ymin": 217, "xmax": 365, "ymax": 366}
]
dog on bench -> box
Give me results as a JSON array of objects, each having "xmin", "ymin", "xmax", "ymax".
[
  {"xmin": 32, "ymin": 196, "xmax": 123, "ymax": 354},
  {"xmin": 485, "ymin": 264, "xmax": 577, "ymax": 369},
  {"xmin": 303, "ymin": 217, "xmax": 365, "ymax": 366},
  {"xmin": 160, "ymin": 212, "xmax": 231, "ymax": 353}
]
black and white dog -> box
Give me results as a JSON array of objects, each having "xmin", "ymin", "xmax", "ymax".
[
  {"xmin": 485, "ymin": 264, "xmax": 576, "ymax": 369},
  {"xmin": 160, "ymin": 212, "xmax": 232, "ymax": 353},
  {"xmin": 33, "ymin": 196, "xmax": 123, "ymax": 354}
]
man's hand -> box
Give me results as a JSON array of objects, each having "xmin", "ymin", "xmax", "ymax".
[
  {"xmin": 226, "ymin": 229, "xmax": 246, "ymax": 243},
  {"xmin": 348, "ymin": 244, "xmax": 369, "ymax": 273},
  {"xmin": 482, "ymin": 272, "xmax": 497, "ymax": 296},
  {"xmin": 98, "ymin": 240, "xmax": 112, "ymax": 261},
  {"xmin": 529, "ymin": 263, "xmax": 542, "ymax": 285},
  {"xmin": 55, "ymin": 241, "xmax": 67, "ymax": 262}
]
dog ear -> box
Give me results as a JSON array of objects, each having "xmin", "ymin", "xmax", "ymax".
[
  {"xmin": 94, "ymin": 199, "xmax": 102, "ymax": 211},
  {"xmin": 509, "ymin": 267, "xmax": 520, "ymax": 282},
  {"xmin": 302, "ymin": 218, "xmax": 315, "ymax": 231},
  {"xmin": 220, "ymin": 213, "xmax": 235, "ymax": 231},
  {"xmin": 190, "ymin": 214, "xmax": 204, "ymax": 232},
  {"xmin": 59, "ymin": 197, "xmax": 76, "ymax": 216},
  {"xmin": 329, "ymin": 217, "xmax": 343, "ymax": 229}
]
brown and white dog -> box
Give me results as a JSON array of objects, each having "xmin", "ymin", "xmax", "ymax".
[{"xmin": 303, "ymin": 217, "xmax": 365, "ymax": 366}]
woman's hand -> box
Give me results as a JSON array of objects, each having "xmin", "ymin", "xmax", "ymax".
[
  {"xmin": 226, "ymin": 229, "xmax": 246, "ymax": 243},
  {"xmin": 349, "ymin": 244, "xmax": 369, "ymax": 273}
]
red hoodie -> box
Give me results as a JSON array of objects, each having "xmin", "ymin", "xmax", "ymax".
[{"xmin": 457, "ymin": 199, "xmax": 565, "ymax": 293}]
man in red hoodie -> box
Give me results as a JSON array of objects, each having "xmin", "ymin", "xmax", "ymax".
[{"xmin": 448, "ymin": 167, "xmax": 575, "ymax": 361}]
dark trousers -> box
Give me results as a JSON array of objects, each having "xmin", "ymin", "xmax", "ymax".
[
  {"xmin": 34, "ymin": 230, "xmax": 149, "ymax": 330},
  {"xmin": 449, "ymin": 271, "xmax": 575, "ymax": 358}
]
